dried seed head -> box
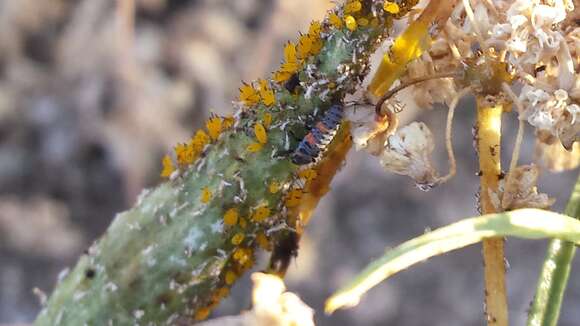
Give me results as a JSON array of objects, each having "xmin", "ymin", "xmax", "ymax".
[
  {"xmin": 380, "ymin": 122, "xmax": 440, "ymax": 189},
  {"xmin": 501, "ymin": 164, "xmax": 555, "ymax": 210}
]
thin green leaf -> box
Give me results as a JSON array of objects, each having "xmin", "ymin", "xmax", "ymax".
[
  {"xmin": 325, "ymin": 208, "xmax": 580, "ymax": 314},
  {"xmin": 528, "ymin": 173, "xmax": 580, "ymax": 326}
]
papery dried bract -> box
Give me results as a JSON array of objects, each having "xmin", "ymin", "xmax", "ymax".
[
  {"xmin": 345, "ymin": 103, "xmax": 396, "ymax": 154},
  {"xmin": 501, "ymin": 164, "xmax": 555, "ymax": 210},
  {"xmin": 379, "ymin": 122, "xmax": 439, "ymax": 189}
]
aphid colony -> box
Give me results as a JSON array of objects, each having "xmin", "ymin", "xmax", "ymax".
[{"xmin": 157, "ymin": 0, "xmax": 409, "ymax": 321}]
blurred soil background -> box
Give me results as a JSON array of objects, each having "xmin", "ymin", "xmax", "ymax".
[{"xmin": 0, "ymin": 0, "xmax": 578, "ymax": 325}]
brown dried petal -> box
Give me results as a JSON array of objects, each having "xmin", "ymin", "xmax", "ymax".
[{"xmin": 501, "ymin": 164, "xmax": 555, "ymax": 210}]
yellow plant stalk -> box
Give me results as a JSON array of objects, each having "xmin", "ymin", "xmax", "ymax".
[
  {"xmin": 477, "ymin": 98, "xmax": 508, "ymax": 326},
  {"xmin": 368, "ymin": 1, "xmax": 457, "ymax": 96}
]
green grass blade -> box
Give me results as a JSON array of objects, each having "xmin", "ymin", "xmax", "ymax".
[
  {"xmin": 325, "ymin": 208, "xmax": 580, "ymax": 314},
  {"xmin": 528, "ymin": 173, "xmax": 580, "ymax": 326}
]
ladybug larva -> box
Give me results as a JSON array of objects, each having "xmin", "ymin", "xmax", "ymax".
[{"xmin": 291, "ymin": 104, "xmax": 344, "ymax": 165}]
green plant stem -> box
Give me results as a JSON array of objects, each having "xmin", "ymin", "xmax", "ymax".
[
  {"xmin": 34, "ymin": 2, "xmax": 423, "ymax": 324},
  {"xmin": 528, "ymin": 172, "xmax": 580, "ymax": 326},
  {"xmin": 325, "ymin": 208, "xmax": 580, "ymax": 314}
]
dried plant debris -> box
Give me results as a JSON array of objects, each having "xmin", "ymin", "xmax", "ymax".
[
  {"xmin": 380, "ymin": 122, "xmax": 440, "ymax": 190},
  {"xmin": 198, "ymin": 273, "xmax": 314, "ymax": 326},
  {"xmin": 393, "ymin": 0, "xmax": 579, "ymax": 149},
  {"xmin": 488, "ymin": 164, "xmax": 556, "ymax": 211},
  {"xmin": 345, "ymin": 100, "xmax": 398, "ymax": 154}
]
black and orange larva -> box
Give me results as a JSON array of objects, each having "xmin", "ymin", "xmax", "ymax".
[{"xmin": 291, "ymin": 103, "xmax": 343, "ymax": 165}]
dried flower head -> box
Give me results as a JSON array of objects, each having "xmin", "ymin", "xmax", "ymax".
[
  {"xmin": 393, "ymin": 0, "xmax": 579, "ymax": 149},
  {"xmin": 380, "ymin": 122, "xmax": 440, "ymax": 190},
  {"xmin": 345, "ymin": 102, "xmax": 398, "ymax": 155},
  {"xmin": 498, "ymin": 164, "xmax": 555, "ymax": 210}
]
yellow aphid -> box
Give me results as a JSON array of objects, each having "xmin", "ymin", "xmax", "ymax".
[
  {"xmin": 247, "ymin": 142, "xmax": 263, "ymax": 153},
  {"xmin": 284, "ymin": 42, "xmax": 297, "ymax": 63},
  {"xmin": 175, "ymin": 143, "xmax": 194, "ymax": 165},
  {"xmin": 280, "ymin": 62, "xmax": 300, "ymax": 73},
  {"xmin": 262, "ymin": 90, "xmax": 275, "ymax": 106},
  {"xmin": 329, "ymin": 13, "xmax": 343, "ymax": 29},
  {"xmin": 273, "ymin": 70, "xmax": 293, "ymax": 83},
  {"xmin": 254, "ymin": 123, "xmax": 267, "ymax": 144},
  {"xmin": 241, "ymin": 252, "xmax": 255, "ymax": 269},
  {"xmin": 269, "ymin": 180, "xmax": 281, "ymax": 193},
  {"xmin": 273, "ymin": 60, "xmax": 300, "ymax": 84},
  {"xmin": 258, "ymin": 79, "xmax": 268, "ymax": 91},
  {"xmin": 383, "ymin": 1, "xmax": 400, "ymax": 14},
  {"xmin": 370, "ymin": 17, "xmax": 379, "ymax": 27},
  {"xmin": 206, "ymin": 117, "xmax": 223, "ymax": 141},
  {"xmin": 345, "ymin": 0, "xmax": 362, "ymax": 13},
  {"xmin": 233, "ymin": 248, "xmax": 252, "ymax": 266},
  {"xmin": 239, "ymin": 218, "xmax": 247, "ymax": 229},
  {"xmin": 285, "ymin": 189, "xmax": 303, "ymax": 208},
  {"xmin": 298, "ymin": 169, "xmax": 318, "ymax": 182},
  {"xmin": 297, "ymin": 34, "xmax": 313, "ymax": 59},
  {"xmin": 161, "ymin": 155, "xmax": 175, "ymax": 178},
  {"xmin": 251, "ymin": 205, "xmax": 270, "ymax": 222},
  {"xmin": 345, "ymin": 15, "xmax": 357, "ymax": 31},
  {"xmin": 222, "ymin": 115, "xmax": 234, "ymax": 129},
  {"xmin": 308, "ymin": 21, "xmax": 321, "ymax": 38},
  {"xmin": 231, "ymin": 233, "xmax": 245, "ymax": 245},
  {"xmin": 256, "ymin": 232, "xmax": 272, "ymax": 251},
  {"xmin": 201, "ymin": 187, "xmax": 212, "ymax": 204},
  {"xmin": 258, "ymin": 81, "xmax": 276, "ymax": 107},
  {"xmin": 225, "ymin": 270, "xmax": 237, "ymax": 285},
  {"xmin": 357, "ymin": 17, "xmax": 369, "ymax": 27},
  {"xmin": 239, "ymin": 83, "xmax": 260, "ymax": 106},
  {"xmin": 311, "ymin": 38, "xmax": 324, "ymax": 55},
  {"xmin": 215, "ymin": 287, "xmax": 230, "ymax": 300},
  {"xmin": 194, "ymin": 307, "xmax": 210, "ymax": 321},
  {"xmin": 223, "ymin": 208, "xmax": 239, "ymax": 226},
  {"xmin": 263, "ymin": 113, "xmax": 272, "ymax": 128},
  {"xmin": 191, "ymin": 129, "xmax": 210, "ymax": 151}
]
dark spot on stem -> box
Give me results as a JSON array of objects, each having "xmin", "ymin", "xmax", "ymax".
[{"xmin": 85, "ymin": 268, "xmax": 96, "ymax": 279}]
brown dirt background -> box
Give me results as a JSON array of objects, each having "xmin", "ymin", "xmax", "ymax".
[{"xmin": 0, "ymin": 0, "xmax": 578, "ymax": 325}]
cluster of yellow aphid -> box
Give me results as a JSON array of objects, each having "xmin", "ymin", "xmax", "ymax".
[
  {"xmin": 171, "ymin": 1, "xmax": 406, "ymax": 320},
  {"xmin": 272, "ymin": 21, "xmax": 324, "ymax": 84},
  {"xmin": 160, "ymin": 115, "xmax": 234, "ymax": 178},
  {"xmin": 195, "ymin": 203, "xmax": 270, "ymax": 320},
  {"xmin": 163, "ymin": 0, "xmax": 401, "ymax": 179},
  {"xmin": 199, "ymin": 168, "xmax": 322, "ymax": 321},
  {"xmin": 194, "ymin": 244, "xmax": 256, "ymax": 320},
  {"xmin": 239, "ymin": 79, "xmax": 277, "ymax": 107}
]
